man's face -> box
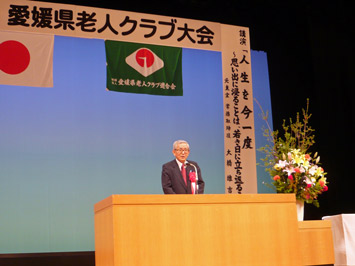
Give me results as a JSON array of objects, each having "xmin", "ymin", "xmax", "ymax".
[{"xmin": 172, "ymin": 142, "xmax": 190, "ymax": 163}]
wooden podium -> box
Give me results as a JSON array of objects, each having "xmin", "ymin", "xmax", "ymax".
[{"xmin": 94, "ymin": 194, "xmax": 334, "ymax": 266}]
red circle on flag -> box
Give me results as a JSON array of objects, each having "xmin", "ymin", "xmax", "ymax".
[
  {"xmin": 0, "ymin": 40, "xmax": 30, "ymax": 75},
  {"xmin": 135, "ymin": 48, "xmax": 154, "ymax": 68}
]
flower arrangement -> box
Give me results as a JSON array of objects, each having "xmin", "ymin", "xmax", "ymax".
[{"xmin": 256, "ymin": 99, "xmax": 328, "ymax": 207}]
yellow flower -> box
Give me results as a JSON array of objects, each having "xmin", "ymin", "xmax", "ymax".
[
  {"xmin": 303, "ymin": 160, "xmax": 310, "ymax": 169},
  {"xmin": 294, "ymin": 155, "xmax": 304, "ymax": 165},
  {"xmin": 274, "ymin": 165, "xmax": 281, "ymax": 171},
  {"xmin": 291, "ymin": 149, "xmax": 306, "ymax": 165},
  {"xmin": 315, "ymin": 167, "xmax": 323, "ymax": 177},
  {"xmin": 291, "ymin": 149, "xmax": 300, "ymax": 156}
]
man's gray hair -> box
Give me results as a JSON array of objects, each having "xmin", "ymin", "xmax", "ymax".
[{"xmin": 173, "ymin": 140, "xmax": 189, "ymax": 150}]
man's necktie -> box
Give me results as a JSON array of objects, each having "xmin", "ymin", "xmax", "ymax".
[{"xmin": 181, "ymin": 164, "xmax": 187, "ymax": 185}]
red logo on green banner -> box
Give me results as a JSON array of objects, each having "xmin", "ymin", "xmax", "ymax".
[
  {"xmin": 105, "ymin": 40, "xmax": 183, "ymax": 96},
  {"xmin": 126, "ymin": 48, "xmax": 164, "ymax": 77}
]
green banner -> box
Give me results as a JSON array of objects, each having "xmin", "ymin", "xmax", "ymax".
[{"xmin": 105, "ymin": 40, "xmax": 183, "ymax": 96}]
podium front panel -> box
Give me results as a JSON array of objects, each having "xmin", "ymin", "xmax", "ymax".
[{"xmin": 94, "ymin": 194, "xmax": 301, "ymax": 266}]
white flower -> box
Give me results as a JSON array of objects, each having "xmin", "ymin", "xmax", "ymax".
[
  {"xmin": 283, "ymin": 166, "xmax": 295, "ymax": 176},
  {"xmin": 277, "ymin": 160, "xmax": 288, "ymax": 168},
  {"xmin": 308, "ymin": 166, "xmax": 317, "ymax": 175}
]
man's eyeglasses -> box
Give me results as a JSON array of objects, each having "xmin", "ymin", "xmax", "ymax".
[{"xmin": 175, "ymin": 149, "xmax": 190, "ymax": 153}]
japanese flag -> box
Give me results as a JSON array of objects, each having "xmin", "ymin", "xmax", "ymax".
[{"xmin": 0, "ymin": 31, "xmax": 54, "ymax": 87}]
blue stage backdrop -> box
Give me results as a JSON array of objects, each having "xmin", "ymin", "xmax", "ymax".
[{"xmin": 0, "ymin": 35, "xmax": 272, "ymax": 253}]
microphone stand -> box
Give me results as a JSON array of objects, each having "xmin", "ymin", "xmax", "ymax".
[{"xmin": 187, "ymin": 162, "xmax": 198, "ymax": 194}]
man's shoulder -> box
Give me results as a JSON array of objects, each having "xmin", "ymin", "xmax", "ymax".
[{"xmin": 162, "ymin": 160, "xmax": 177, "ymax": 168}]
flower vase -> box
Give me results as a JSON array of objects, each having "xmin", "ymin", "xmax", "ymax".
[{"xmin": 296, "ymin": 200, "xmax": 304, "ymax": 221}]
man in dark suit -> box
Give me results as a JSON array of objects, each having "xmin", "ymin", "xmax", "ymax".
[{"xmin": 161, "ymin": 140, "xmax": 205, "ymax": 194}]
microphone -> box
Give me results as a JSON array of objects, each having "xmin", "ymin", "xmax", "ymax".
[{"xmin": 186, "ymin": 162, "xmax": 198, "ymax": 194}]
